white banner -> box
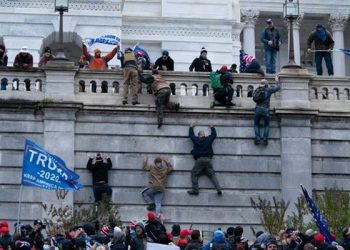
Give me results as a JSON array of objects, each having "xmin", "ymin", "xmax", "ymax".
[{"xmin": 147, "ymin": 243, "xmax": 180, "ymax": 250}]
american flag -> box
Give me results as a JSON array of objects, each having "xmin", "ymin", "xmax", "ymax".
[{"xmin": 301, "ymin": 185, "xmax": 333, "ymax": 244}]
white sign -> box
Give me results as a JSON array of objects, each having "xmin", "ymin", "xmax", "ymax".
[{"xmin": 147, "ymin": 243, "xmax": 180, "ymax": 250}]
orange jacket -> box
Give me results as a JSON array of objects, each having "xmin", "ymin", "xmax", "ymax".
[{"xmin": 82, "ymin": 44, "xmax": 118, "ymax": 70}]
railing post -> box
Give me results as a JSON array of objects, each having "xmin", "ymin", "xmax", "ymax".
[{"xmin": 42, "ymin": 61, "xmax": 78, "ymax": 98}]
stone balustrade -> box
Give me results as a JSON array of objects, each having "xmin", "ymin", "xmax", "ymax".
[{"xmin": 1, "ymin": 67, "xmax": 349, "ymax": 104}]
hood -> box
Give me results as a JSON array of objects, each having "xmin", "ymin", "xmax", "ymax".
[{"xmin": 213, "ymin": 230, "xmax": 225, "ymax": 244}]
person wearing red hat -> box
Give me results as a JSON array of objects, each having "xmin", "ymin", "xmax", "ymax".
[
  {"xmin": 82, "ymin": 43, "xmax": 119, "ymax": 71},
  {"xmin": 211, "ymin": 65, "xmax": 235, "ymax": 107},
  {"xmin": 145, "ymin": 212, "xmax": 169, "ymax": 244},
  {"xmin": 0, "ymin": 223, "xmax": 12, "ymax": 250},
  {"xmin": 87, "ymin": 153, "xmax": 113, "ymax": 204},
  {"xmin": 142, "ymin": 155, "xmax": 173, "ymax": 217}
]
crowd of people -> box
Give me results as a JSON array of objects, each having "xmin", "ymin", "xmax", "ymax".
[{"xmin": 2, "ymin": 217, "xmax": 350, "ymax": 250}]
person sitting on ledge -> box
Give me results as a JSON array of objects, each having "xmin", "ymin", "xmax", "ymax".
[
  {"xmin": 211, "ymin": 65, "xmax": 235, "ymax": 108},
  {"xmin": 82, "ymin": 43, "xmax": 119, "ymax": 71},
  {"xmin": 189, "ymin": 47, "xmax": 212, "ymax": 72},
  {"xmin": 240, "ymin": 50, "xmax": 265, "ymax": 76}
]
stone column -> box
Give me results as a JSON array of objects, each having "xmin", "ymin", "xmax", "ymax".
[
  {"xmin": 278, "ymin": 68, "xmax": 314, "ymax": 213},
  {"xmin": 232, "ymin": 22, "xmax": 244, "ymax": 66},
  {"xmin": 293, "ymin": 14, "xmax": 303, "ymax": 66},
  {"xmin": 329, "ymin": 12, "xmax": 348, "ymax": 77},
  {"xmin": 241, "ymin": 9, "xmax": 259, "ymax": 57}
]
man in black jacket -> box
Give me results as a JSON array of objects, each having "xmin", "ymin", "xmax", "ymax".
[
  {"xmin": 188, "ymin": 123, "xmax": 221, "ymax": 195},
  {"xmin": 153, "ymin": 50, "xmax": 174, "ymax": 71},
  {"xmin": 189, "ymin": 47, "xmax": 212, "ymax": 72},
  {"xmin": 87, "ymin": 153, "xmax": 112, "ymax": 203}
]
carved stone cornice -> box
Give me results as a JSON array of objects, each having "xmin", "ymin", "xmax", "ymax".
[
  {"xmin": 329, "ymin": 12, "xmax": 349, "ymax": 31},
  {"xmin": 241, "ymin": 9, "xmax": 259, "ymax": 27},
  {"xmin": 121, "ymin": 25, "xmax": 232, "ymax": 39},
  {"xmin": 0, "ymin": 0, "xmax": 120, "ymax": 11}
]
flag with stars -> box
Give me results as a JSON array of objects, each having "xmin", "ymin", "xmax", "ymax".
[{"xmin": 300, "ymin": 185, "xmax": 333, "ymax": 244}]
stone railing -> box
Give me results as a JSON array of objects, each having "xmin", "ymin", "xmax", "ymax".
[
  {"xmin": 1, "ymin": 66, "xmax": 350, "ymax": 107},
  {"xmin": 0, "ymin": 68, "xmax": 46, "ymax": 92}
]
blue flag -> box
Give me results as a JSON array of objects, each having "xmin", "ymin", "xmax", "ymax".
[
  {"xmin": 21, "ymin": 140, "xmax": 83, "ymax": 190},
  {"xmin": 339, "ymin": 49, "xmax": 350, "ymax": 57},
  {"xmin": 300, "ymin": 185, "xmax": 333, "ymax": 244},
  {"xmin": 86, "ymin": 35, "xmax": 120, "ymax": 48},
  {"xmin": 133, "ymin": 44, "xmax": 152, "ymax": 64}
]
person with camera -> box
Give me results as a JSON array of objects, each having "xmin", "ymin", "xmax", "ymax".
[
  {"xmin": 87, "ymin": 153, "xmax": 113, "ymax": 204},
  {"xmin": 29, "ymin": 220, "xmax": 45, "ymax": 250},
  {"xmin": 260, "ymin": 19, "xmax": 281, "ymax": 74}
]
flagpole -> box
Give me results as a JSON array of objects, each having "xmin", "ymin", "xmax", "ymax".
[{"xmin": 16, "ymin": 184, "xmax": 24, "ymax": 232}]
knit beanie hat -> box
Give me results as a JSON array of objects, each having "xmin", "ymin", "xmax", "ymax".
[
  {"xmin": 200, "ymin": 47, "xmax": 207, "ymax": 54},
  {"xmin": 213, "ymin": 230, "xmax": 225, "ymax": 244},
  {"xmin": 113, "ymin": 226, "xmax": 124, "ymax": 241}
]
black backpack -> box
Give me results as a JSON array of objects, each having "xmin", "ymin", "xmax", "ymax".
[
  {"xmin": 253, "ymin": 87, "xmax": 266, "ymax": 103},
  {"xmin": 146, "ymin": 221, "xmax": 168, "ymax": 244}
]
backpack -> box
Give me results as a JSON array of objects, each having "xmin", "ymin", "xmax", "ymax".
[
  {"xmin": 210, "ymin": 72, "xmax": 222, "ymax": 90},
  {"xmin": 253, "ymin": 87, "xmax": 266, "ymax": 103},
  {"xmin": 146, "ymin": 221, "xmax": 167, "ymax": 244}
]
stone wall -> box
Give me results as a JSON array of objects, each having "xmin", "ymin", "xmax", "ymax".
[{"xmin": 1, "ymin": 64, "xmax": 350, "ymax": 239}]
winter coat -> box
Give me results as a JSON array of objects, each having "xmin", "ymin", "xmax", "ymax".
[
  {"xmin": 255, "ymin": 82, "xmax": 280, "ymax": 109},
  {"xmin": 154, "ymin": 56, "xmax": 174, "ymax": 71},
  {"xmin": 185, "ymin": 240, "xmax": 203, "ymax": 250},
  {"xmin": 38, "ymin": 54, "xmax": 54, "ymax": 67},
  {"xmin": 13, "ymin": 53, "xmax": 33, "ymax": 69},
  {"xmin": 143, "ymin": 159, "xmax": 173, "ymax": 192},
  {"xmin": 260, "ymin": 27, "xmax": 281, "ymax": 50},
  {"xmin": 87, "ymin": 158, "xmax": 112, "ymax": 184},
  {"xmin": 307, "ymin": 29, "xmax": 334, "ymax": 51},
  {"xmin": 189, "ymin": 56, "xmax": 212, "ymax": 72},
  {"xmin": 189, "ymin": 127, "xmax": 216, "ymax": 159},
  {"xmin": 126, "ymin": 223, "xmax": 147, "ymax": 250},
  {"xmin": 110, "ymin": 239, "xmax": 128, "ymax": 250},
  {"xmin": 83, "ymin": 44, "xmax": 118, "ymax": 70},
  {"xmin": 150, "ymin": 74, "xmax": 170, "ymax": 94}
]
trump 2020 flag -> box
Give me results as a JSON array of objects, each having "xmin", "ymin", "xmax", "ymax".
[
  {"xmin": 22, "ymin": 140, "xmax": 83, "ymax": 190},
  {"xmin": 301, "ymin": 185, "xmax": 333, "ymax": 244},
  {"xmin": 133, "ymin": 44, "xmax": 152, "ymax": 63}
]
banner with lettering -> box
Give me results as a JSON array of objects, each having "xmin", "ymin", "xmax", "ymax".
[
  {"xmin": 21, "ymin": 139, "xmax": 83, "ymax": 190},
  {"xmin": 85, "ymin": 35, "xmax": 121, "ymax": 48}
]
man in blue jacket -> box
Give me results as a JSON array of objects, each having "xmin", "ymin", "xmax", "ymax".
[{"xmin": 188, "ymin": 123, "xmax": 222, "ymax": 195}]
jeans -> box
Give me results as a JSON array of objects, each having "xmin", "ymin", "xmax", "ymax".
[
  {"xmin": 191, "ymin": 158, "xmax": 221, "ymax": 192},
  {"xmin": 92, "ymin": 184, "xmax": 112, "ymax": 203},
  {"xmin": 315, "ymin": 52, "xmax": 334, "ymax": 76},
  {"xmin": 264, "ymin": 48, "xmax": 277, "ymax": 74},
  {"xmin": 214, "ymin": 85, "xmax": 233, "ymax": 105},
  {"xmin": 142, "ymin": 187, "xmax": 164, "ymax": 215},
  {"xmin": 254, "ymin": 106, "xmax": 270, "ymax": 141}
]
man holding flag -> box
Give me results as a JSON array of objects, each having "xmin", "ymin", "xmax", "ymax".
[{"xmin": 82, "ymin": 35, "xmax": 121, "ymax": 71}]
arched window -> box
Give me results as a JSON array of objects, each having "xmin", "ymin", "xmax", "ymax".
[
  {"xmin": 345, "ymin": 88, "xmax": 350, "ymax": 100},
  {"xmin": 79, "ymin": 80, "xmax": 85, "ymax": 92},
  {"xmin": 311, "ymin": 87, "xmax": 318, "ymax": 100},
  {"xmin": 112, "ymin": 81, "xmax": 119, "ymax": 94},
  {"xmin": 322, "ymin": 88, "xmax": 328, "ymax": 100},
  {"xmin": 35, "ymin": 79, "xmax": 42, "ymax": 91},
  {"xmin": 12, "ymin": 79, "xmax": 19, "ymax": 91},
  {"xmin": 24, "ymin": 79, "xmax": 31, "ymax": 91},
  {"xmin": 180, "ymin": 84, "xmax": 187, "ymax": 96},
  {"xmin": 236, "ymin": 85, "xmax": 243, "ymax": 97},
  {"xmin": 333, "ymin": 88, "xmax": 339, "ymax": 100},
  {"xmin": 191, "ymin": 84, "xmax": 198, "ymax": 96},
  {"xmin": 247, "ymin": 85, "xmax": 254, "ymax": 98},
  {"xmin": 90, "ymin": 81, "xmax": 97, "ymax": 93},
  {"xmin": 170, "ymin": 83, "xmax": 176, "ymax": 95},
  {"xmin": 101, "ymin": 81, "xmax": 108, "ymax": 93},
  {"xmin": 203, "ymin": 84, "xmax": 209, "ymax": 96},
  {"xmin": 0, "ymin": 78, "xmax": 8, "ymax": 91}
]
